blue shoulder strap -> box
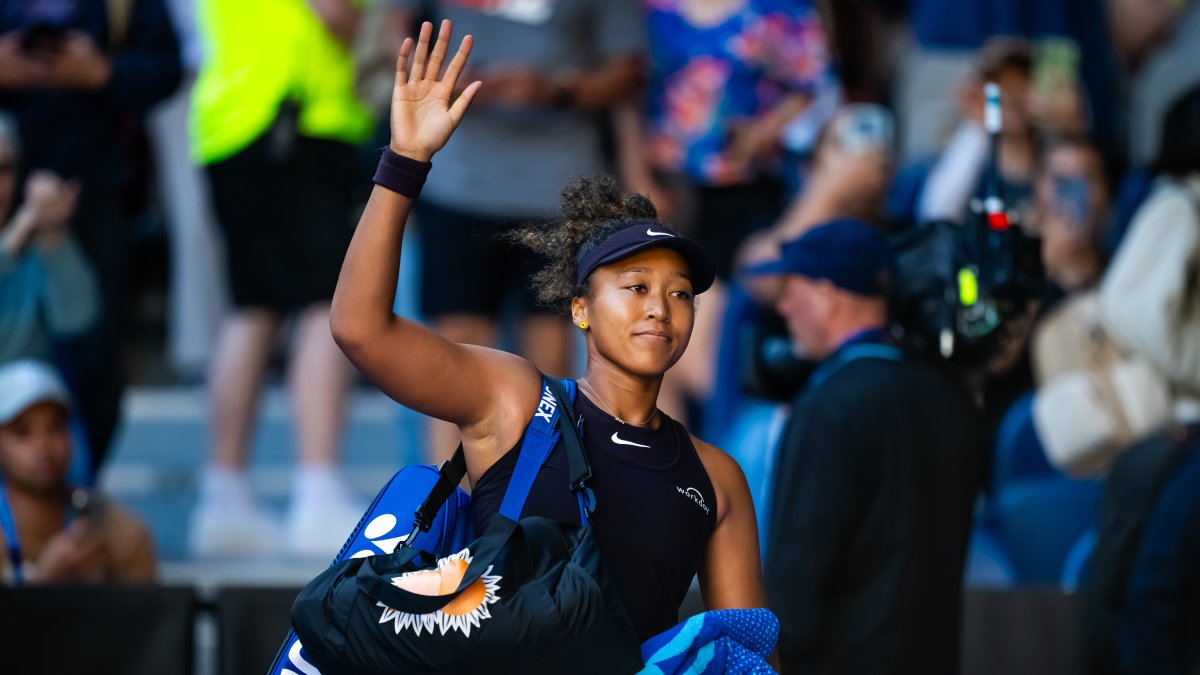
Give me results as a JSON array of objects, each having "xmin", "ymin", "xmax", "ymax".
[
  {"xmin": 0, "ymin": 479, "xmax": 25, "ymax": 584},
  {"xmin": 807, "ymin": 343, "xmax": 904, "ymax": 391},
  {"xmin": 498, "ymin": 377, "xmax": 577, "ymax": 521}
]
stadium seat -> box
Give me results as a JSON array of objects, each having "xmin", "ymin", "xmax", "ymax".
[
  {"xmin": 963, "ymin": 526, "xmax": 1018, "ymax": 588},
  {"xmin": 992, "ymin": 477, "xmax": 1101, "ymax": 584},
  {"xmin": 1060, "ymin": 528, "xmax": 1097, "ymax": 590},
  {"xmin": 992, "ymin": 392, "xmax": 1057, "ymax": 492}
]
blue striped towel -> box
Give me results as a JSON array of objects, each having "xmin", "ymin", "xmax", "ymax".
[{"xmin": 638, "ymin": 608, "xmax": 779, "ymax": 674}]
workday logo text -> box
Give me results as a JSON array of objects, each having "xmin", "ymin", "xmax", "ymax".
[{"xmin": 676, "ymin": 486, "xmax": 710, "ymax": 515}]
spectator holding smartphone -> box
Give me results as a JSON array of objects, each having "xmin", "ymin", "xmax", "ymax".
[
  {"xmin": 0, "ymin": 0, "xmax": 182, "ymax": 475},
  {"xmin": 0, "ymin": 360, "xmax": 156, "ymax": 584},
  {"xmin": 0, "ymin": 112, "xmax": 98, "ymax": 364},
  {"xmin": 1033, "ymin": 135, "xmax": 1110, "ymax": 306}
]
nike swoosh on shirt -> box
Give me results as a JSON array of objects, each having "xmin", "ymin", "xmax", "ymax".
[
  {"xmin": 611, "ymin": 432, "xmax": 651, "ymax": 448},
  {"xmin": 646, "ymin": 228, "xmax": 673, "ymax": 237}
]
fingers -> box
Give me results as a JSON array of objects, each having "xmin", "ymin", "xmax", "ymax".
[
  {"xmin": 408, "ymin": 21, "xmax": 433, "ymax": 83},
  {"xmin": 448, "ymin": 80, "xmax": 483, "ymax": 126},
  {"xmin": 424, "ymin": 19, "xmax": 452, "ymax": 82},
  {"xmin": 395, "ymin": 37, "xmax": 412, "ymax": 83},
  {"xmin": 440, "ymin": 33, "xmax": 474, "ymax": 93}
]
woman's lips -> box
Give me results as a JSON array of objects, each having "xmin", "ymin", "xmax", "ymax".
[{"xmin": 634, "ymin": 330, "xmax": 672, "ymax": 343}]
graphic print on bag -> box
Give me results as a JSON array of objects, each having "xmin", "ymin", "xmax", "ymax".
[{"xmin": 378, "ymin": 549, "xmax": 503, "ymax": 637}]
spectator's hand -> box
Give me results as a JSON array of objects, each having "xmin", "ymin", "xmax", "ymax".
[
  {"xmin": 41, "ymin": 31, "xmax": 111, "ymax": 90},
  {"xmin": 31, "ymin": 518, "xmax": 107, "ymax": 583},
  {"xmin": 806, "ymin": 144, "xmax": 891, "ymax": 217},
  {"xmin": 24, "ymin": 170, "xmax": 79, "ymax": 247},
  {"xmin": 306, "ymin": 0, "xmax": 360, "ymax": 47},
  {"xmin": 724, "ymin": 117, "xmax": 781, "ymax": 175},
  {"xmin": 389, "ymin": 20, "xmax": 481, "ymax": 163},
  {"xmin": 467, "ymin": 65, "xmax": 558, "ymax": 109},
  {"xmin": 0, "ymin": 31, "xmax": 48, "ymax": 88},
  {"xmin": 1030, "ymin": 83, "xmax": 1088, "ymax": 135}
]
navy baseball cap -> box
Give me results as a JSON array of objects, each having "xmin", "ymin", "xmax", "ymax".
[
  {"xmin": 743, "ymin": 219, "xmax": 894, "ymax": 296},
  {"xmin": 575, "ymin": 220, "xmax": 716, "ymax": 294}
]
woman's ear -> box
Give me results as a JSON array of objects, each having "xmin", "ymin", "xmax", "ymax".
[{"xmin": 570, "ymin": 296, "xmax": 589, "ymax": 329}]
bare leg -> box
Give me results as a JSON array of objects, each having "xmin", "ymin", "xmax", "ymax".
[
  {"xmin": 283, "ymin": 303, "xmax": 367, "ymax": 556},
  {"xmin": 209, "ymin": 308, "xmax": 282, "ymax": 469},
  {"xmin": 288, "ymin": 304, "xmax": 352, "ymax": 467},
  {"xmin": 189, "ymin": 308, "xmax": 282, "ymax": 557},
  {"xmin": 426, "ymin": 314, "xmax": 498, "ymax": 466}
]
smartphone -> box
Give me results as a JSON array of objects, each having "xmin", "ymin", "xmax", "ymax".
[
  {"xmin": 1052, "ymin": 175, "xmax": 1091, "ymax": 226},
  {"xmin": 834, "ymin": 104, "xmax": 895, "ymax": 153},
  {"xmin": 70, "ymin": 488, "xmax": 109, "ymax": 526},
  {"xmin": 1033, "ymin": 38, "xmax": 1080, "ymax": 98},
  {"xmin": 20, "ymin": 22, "xmax": 66, "ymax": 52}
]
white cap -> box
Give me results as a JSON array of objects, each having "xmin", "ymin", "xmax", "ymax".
[{"xmin": 0, "ymin": 360, "xmax": 72, "ymax": 425}]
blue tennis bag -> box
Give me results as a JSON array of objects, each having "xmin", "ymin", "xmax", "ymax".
[{"xmin": 268, "ymin": 376, "xmax": 639, "ymax": 674}]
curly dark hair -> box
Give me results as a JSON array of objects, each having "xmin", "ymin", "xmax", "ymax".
[{"xmin": 508, "ymin": 174, "xmax": 658, "ymax": 313}]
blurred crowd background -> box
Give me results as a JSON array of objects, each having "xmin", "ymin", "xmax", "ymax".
[{"xmin": 1, "ymin": 0, "xmax": 1199, "ymax": 673}]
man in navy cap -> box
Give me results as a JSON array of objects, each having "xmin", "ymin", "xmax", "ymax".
[{"xmin": 745, "ymin": 219, "xmax": 983, "ymax": 674}]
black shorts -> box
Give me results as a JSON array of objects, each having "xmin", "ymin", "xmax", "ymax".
[
  {"xmin": 415, "ymin": 199, "xmax": 554, "ymax": 319},
  {"xmin": 207, "ymin": 134, "xmax": 359, "ymax": 312}
]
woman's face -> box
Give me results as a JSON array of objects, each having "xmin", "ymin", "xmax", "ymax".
[
  {"xmin": 1035, "ymin": 144, "xmax": 1109, "ymax": 272},
  {"xmin": 573, "ymin": 247, "xmax": 696, "ymax": 378}
]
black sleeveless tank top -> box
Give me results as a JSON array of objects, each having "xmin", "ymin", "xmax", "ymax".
[{"xmin": 470, "ymin": 390, "xmax": 718, "ymax": 642}]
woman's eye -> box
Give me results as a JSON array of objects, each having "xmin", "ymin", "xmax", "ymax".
[
  {"xmin": 672, "ymin": 290, "xmax": 693, "ymax": 300},
  {"xmin": 627, "ymin": 284, "xmax": 646, "ymax": 292}
]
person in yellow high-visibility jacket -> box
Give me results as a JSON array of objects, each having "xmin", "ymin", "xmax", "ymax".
[{"xmin": 187, "ymin": 0, "xmax": 373, "ymax": 559}]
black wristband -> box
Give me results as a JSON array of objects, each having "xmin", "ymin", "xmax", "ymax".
[{"xmin": 373, "ymin": 147, "xmax": 432, "ymax": 199}]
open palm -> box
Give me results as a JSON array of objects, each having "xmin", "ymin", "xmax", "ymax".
[{"xmin": 389, "ymin": 20, "xmax": 481, "ymax": 162}]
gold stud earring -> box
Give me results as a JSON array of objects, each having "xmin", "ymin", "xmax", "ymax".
[{"xmin": 578, "ymin": 321, "xmax": 588, "ymax": 330}]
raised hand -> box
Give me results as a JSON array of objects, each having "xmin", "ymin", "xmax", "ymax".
[{"xmin": 389, "ymin": 20, "xmax": 482, "ymax": 163}]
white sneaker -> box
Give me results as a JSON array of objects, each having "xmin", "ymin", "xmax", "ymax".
[
  {"xmin": 284, "ymin": 467, "xmax": 367, "ymax": 559},
  {"xmin": 186, "ymin": 497, "xmax": 283, "ymax": 558}
]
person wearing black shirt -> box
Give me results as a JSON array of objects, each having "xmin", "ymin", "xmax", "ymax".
[
  {"xmin": 747, "ymin": 219, "xmax": 984, "ymax": 674},
  {"xmin": 328, "ymin": 20, "xmax": 772, "ymax": 663}
]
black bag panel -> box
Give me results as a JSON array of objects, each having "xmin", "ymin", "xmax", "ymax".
[{"xmin": 292, "ymin": 516, "xmax": 642, "ymax": 675}]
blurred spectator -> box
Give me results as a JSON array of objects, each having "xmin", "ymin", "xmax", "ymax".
[
  {"xmin": 0, "ymin": 112, "xmax": 97, "ymax": 363},
  {"xmin": 1099, "ymin": 84, "xmax": 1200, "ymax": 398},
  {"xmin": 1031, "ymin": 135, "xmax": 1110, "ymax": 306},
  {"xmin": 893, "ymin": 0, "xmax": 1117, "ymax": 162},
  {"xmin": 747, "ymin": 220, "xmax": 982, "ymax": 674},
  {"xmin": 1081, "ymin": 425, "xmax": 1199, "ymax": 675},
  {"xmin": 148, "ymin": 0, "xmax": 229, "ymax": 378},
  {"xmin": 0, "ymin": 0, "xmax": 182, "ymax": 475},
  {"xmin": 1112, "ymin": 0, "xmax": 1200, "ymax": 167},
  {"xmin": 0, "ymin": 360, "xmax": 155, "ymax": 584},
  {"xmin": 655, "ymin": 103, "xmax": 890, "ymax": 426},
  {"xmin": 1077, "ymin": 81, "xmax": 1200, "ymax": 675},
  {"xmin": 186, "ymin": 0, "xmax": 372, "ymax": 558},
  {"xmin": 382, "ymin": 2, "xmax": 645, "ymax": 458},
  {"xmin": 1026, "ymin": 138, "xmax": 1170, "ymax": 478},
  {"xmin": 620, "ymin": 0, "xmax": 831, "ymax": 279},
  {"xmin": 891, "ymin": 38, "xmax": 1040, "ymax": 229},
  {"xmin": 1119, "ymin": 442, "xmax": 1200, "ymax": 675}
]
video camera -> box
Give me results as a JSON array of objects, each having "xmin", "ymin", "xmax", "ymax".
[{"xmin": 889, "ymin": 83, "xmax": 1044, "ymax": 366}]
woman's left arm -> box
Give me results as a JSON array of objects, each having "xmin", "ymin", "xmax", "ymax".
[{"xmin": 693, "ymin": 437, "xmax": 767, "ymax": 610}]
